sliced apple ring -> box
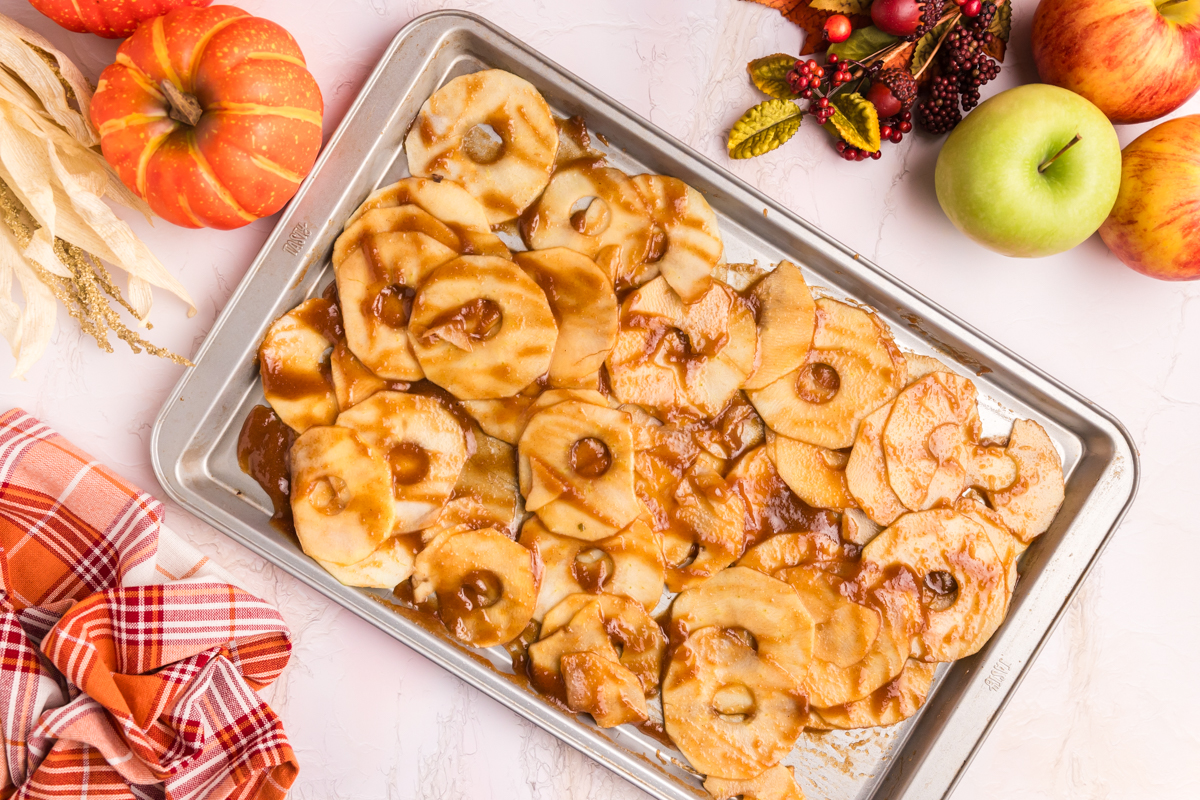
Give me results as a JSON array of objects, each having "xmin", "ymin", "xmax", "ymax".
[
  {"xmin": 334, "ymin": 231, "xmax": 458, "ymax": 381},
  {"xmin": 314, "ymin": 535, "xmax": 417, "ymax": 589},
  {"xmin": 607, "ymin": 276, "xmax": 758, "ymax": 418},
  {"xmin": 449, "ymin": 428, "xmax": 523, "ymax": 537},
  {"xmin": 334, "ymin": 206, "xmax": 508, "ymax": 277},
  {"xmin": 727, "ymin": 444, "xmax": 842, "ymax": 549},
  {"xmin": 330, "ymin": 340, "xmax": 395, "ymax": 412},
  {"xmin": 528, "ymin": 599, "xmax": 622, "ymax": 699},
  {"xmin": 662, "ymin": 627, "xmax": 807, "ymax": 780},
  {"xmin": 562, "ymin": 651, "xmax": 649, "ymax": 728},
  {"xmin": 811, "ymin": 659, "xmax": 936, "ymax": 730},
  {"xmin": 630, "ymin": 174, "xmax": 723, "ymax": 303},
  {"xmin": 462, "ymin": 388, "xmax": 609, "ymax": 445},
  {"xmin": 520, "ymin": 516, "xmax": 664, "ymax": 620},
  {"xmin": 882, "ymin": 372, "xmax": 980, "ymax": 509},
  {"xmin": 671, "ymin": 566, "xmax": 814, "ymax": 683},
  {"xmin": 904, "ymin": 353, "xmax": 954, "ymax": 384},
  {"xmin": 335, "ymin": 390, "xmax": 468, "ymax": 533},
  {"xmin": 290, "ymin": 425, "xmax": 395, "ymax": 565},
  {"xmin": 518, "ymin": 400, "xmax": 640, "ymax": 540},
  {"xmin": 748, "ymin": 298, "xmax": 905, "ymax": 450},
  {"xmin": 704, "ymin": 765, "xmax": 806, "ymax": 800},
  {"xmin": 743, "ymin": 261, "xmax": 816, "ymax": 391},
  {"xmin": 514, "ymin": 248, "xmax": 618, "ymax": 389},
  {"xmin": 777, "ymin": 565, "xmax": 920, "ymax": 708},
  {"xmin": 861, "ymin": 509, "xmax": 1008, "ymax": 662},
  {"xmin": 638, "ymin": 450, "xmax": 747, "ymax": 591},
  {"xmin": 409, "ymin": 256, "xmax": 558, "ymax": 400},
  {"xmin": 986, "ymin": 419, "xmax": 1065, "ymax": 543},
  {"xmin": 541, "ymin": 592, "xmax": 667, "ymax": 697},
  {"xmin": 956, "ymin": 493, "xmax": 1023, "ymax": 604},
  {"xmin": 737, "ymin": 531, "xmax": 845, "ymax": 578},
  {"xmin": 411, "ymin": 526, "xmax": 538, "ymax": 647},
  {"xmin": 405, "ymin": 70, "xmax": 558, "ymax": 224},
  {"xmin": 767, "ymin": 433, "xmax": 855, "ymax": 510},
  {"xmin": 345, "ymin": 176, "xmax": 495, "ymax": 236},
  {"xmin": 845, "ymin": 402, "xmax": 907, "ymax": 526},
  {"xmin": 259, "ymin": 298, "xmax": 341, "ymax": 433},
  {"xmin": 521, "ymin": 162, "xmax": 658, "ymax": 288}
]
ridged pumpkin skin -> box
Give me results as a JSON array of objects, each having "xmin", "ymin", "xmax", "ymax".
[
  {"xmin": 90, "ymin": 5, "xmax": 323, "ymax": 230},
  {"xmin": 27, "ymin": 0, "xmax": 212, "ymax": 39}
]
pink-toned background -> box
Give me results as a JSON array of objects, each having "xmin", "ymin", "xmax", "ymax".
[{"xmin": 1, "ymin": 1, "xmax": 1196, "ymax": 797}]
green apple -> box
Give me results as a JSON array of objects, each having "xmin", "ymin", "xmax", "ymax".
[{"xmin": 935, "ymin": 84, "xmax": 1122, "ymax": 258}]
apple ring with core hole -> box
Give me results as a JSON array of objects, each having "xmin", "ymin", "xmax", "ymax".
[
  {"xmin": 334, "ymin": 231, "xmax": 457, "ymax": 381},
  {"xmin": 463, "ymin": 388, "xmax": 609, "ymax": 445},
  {"xmin": 314, "ymin": 535, "xmax": 417, "ymax": 589},
  {"xmin": 845, "ymin": 402, "xmax": 907, "ymax": 527},
  {"xmin": 607, "ymin": 276, "xmax": 758, "ymax": 418},
  {"xmin": 777, "ymin": 565, "xmax": 920, "ymax": 708},
  {"xmin": 514, "ymin": 248, "xmax": 618, "ymax": 389},
  {"xmin": 334, "ymin": 204, "xmax": 506, "ymax": 268},
  {"xmin": 290, "ymin": 425, "xmax": 395, "ymax": 565},
  {"xmin": 259, "ymin": 298, "xmax": 341, "ymax": 434},
  {"xmin": 737, "ymin": 531, "xmax": 846, "ymax": 578},
  {"xmin": 862, "ymin": 508, "xmax": 1007, "ymax": 662},
  {"xmin": 986, "ymin": 419, "xmax": 1065, "ymax": 543},
  {"xmin": 882, "ymin": 372, "xmax": 979, "ymax": 509},
  {"xmin": 528, "ymin": 599, "xmax": 621, "ymax": 699},
  {"xmin": 405, "ymin": 70, "xmax": 558, "ymax": 225},
  {"xmin": 748, "ymin": 298, "xmax": 906, "ymax": 450},
  {"xmin": 637, "ymin": 450, "xmax": 747, "ymax": 592},
  {"xmin": 727, "ymin": 444, "xmax": 842, "ymax": 550},
  {"xmin": 810, "ymin": 659, "xmax": 936, "ymax": 730},
  {"xmin": 448, "ymin": 429, "xmax": 522, "ymax": 537},
  {"xmin": 704, "ymin": 765, "xmax": 806, "ymax": 800},
  {"xmin": 520, "ymin": 516, "xmax": 664, "ymax": 620},
  {"xmin": 345, "ymin": 176, "xmax": 498, "ymax": 239},
  {"xmin": 335, "ymin": 390, "xmax": 468, "ymax": 533},
  {"xmin": 518, "ymin": 400, "xmax": 640, "ymax": 540},
  {"xmin": 411, "ymin": 526, "xmax": 538, "ymax": 647},
  {"xmin": 767, "ymin": 433, "xmax": 855, "ymax": 510},
  {"xmin": 670, "ymin": 566, "xmax": 814, "ymax": 684},
  {"xmin": 921, "ymin": 414, "xmax": 1017, "ymax": 509},
  {"xmin": 520, "ymin": 162, "xmax": 658, "ymax": 288},
  {"xmin": 541, "ymin": 592, "xmax": 667, "ymax": 697},
  {"xmin": 743, "ymin": 261, "xmax": 816, "ymax": 391},
  {"xmin": 409, "ymin": 256, "xmax": 558, "ymax": 400},
  {"xmin": 561, "ymin": 651, "xmax": 649, "ymax": 728},
  {"xmin": 630, "ymin": 174, "xmax": 723, "ymax": 304},
  {"xmin": 662, "ymin": 627, "xmax": 807, "ymax": 780}
]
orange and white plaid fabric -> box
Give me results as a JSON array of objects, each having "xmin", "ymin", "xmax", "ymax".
[{"xmin": 0, "ymin": 409, "xmax": 298, "ymax": 800}]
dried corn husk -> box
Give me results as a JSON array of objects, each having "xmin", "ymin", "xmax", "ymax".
[{"xmin": 0, "ymin": 13, "xmax": 194, "ymax": 377}]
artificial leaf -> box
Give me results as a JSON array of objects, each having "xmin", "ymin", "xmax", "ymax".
[
  {"xmin": 728, "ymin": 99, "xmax": 803, "ymax": 159},
  {"xmin": 879, "ymin": 41, "xmax": 916, "ymax": 72},
  {"xmin": 911, "ymin": 12, "xmax": 958, "ymax": 78},
  {"xmin": 823, "ymin": 92, "xmax": 880, "ymax": 152},
  {"xmin": 985, "ymin": 0, "xmax": 1012, "ymax": 62},
  {"xmin": 748, "ymin": 54, "xmax": 800, "ymax": 99},
  {"xmin": 810, "ymin": 0, "xmax": 871, "ymax": 14},
  {"xmin": 827, "ymin": 25, "xmax": 901, "ymax": 63},
  {"xmin": 741, "ymin": 0, "xmax": 871, "ymax": 55}
]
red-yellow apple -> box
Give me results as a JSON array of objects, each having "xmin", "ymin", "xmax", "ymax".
[
  {"xmin": 1032, "ymin": 0, "xmax": 1200, "ymax": 125},
  {"xmin": 1099, "ymin": 115, "xmax": 1200, "ymax": 280}
]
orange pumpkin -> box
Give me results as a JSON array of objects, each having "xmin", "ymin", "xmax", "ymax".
[
  {"xmin": 27, "ymin": 0, "xmax": 212, "ymax": 39},
  {"xmin": 90, "ymin": 5, "xmax": 324, "ymax": 230}
]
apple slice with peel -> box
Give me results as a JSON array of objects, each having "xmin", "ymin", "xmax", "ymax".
[{"xmin": 768, "ymin": 432, "xmax": 855, "ymax": 510}]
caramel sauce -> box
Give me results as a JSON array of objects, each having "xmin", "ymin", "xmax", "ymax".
[
  {"xmin": 389, "ymin": 441, "xmax": 431, "ymax": 487},
  {"xmin": 735, "ymin": 469, "xmax": 840, "ymax": 550},
  {"xmin": 635, "ymin": 719, "xmax": 674, "ymax": 749},
  {"xmin": 570, "ymin": 437, "xmax": 612, "ymax": 478},
  {"xmin": 571, "ymin": 547, "xmax": 615, "ymax": 593},
  {"xmin": 419, "ymin": 298, "xmax": 503, "ymax": 350},
  {"xmin": 236, "ymin": 405, "xmax": 297, "ymax": 538}
]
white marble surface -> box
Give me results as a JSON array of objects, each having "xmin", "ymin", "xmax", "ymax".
[{"xmin": 1, "ymin": 0, "xmax": 1197, "ymax": 797}]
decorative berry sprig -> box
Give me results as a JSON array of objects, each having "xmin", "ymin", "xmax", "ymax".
[{"xmin": 727, "ymin": 0, "xmax": 1011, "ymax": 161}]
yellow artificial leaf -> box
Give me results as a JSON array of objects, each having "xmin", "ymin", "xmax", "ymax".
[
  {"xmin": 728, "ymin": 99, "xmax": 804, "ymax": 159},
  {"xmin": 823, "ymin": 92, "xmax": 881, "ymax": 152}
]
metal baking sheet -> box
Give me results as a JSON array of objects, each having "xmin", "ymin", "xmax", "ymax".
[{"xmin": 151, "ymin": 11, "xmax": 1138, "ymax": 800}]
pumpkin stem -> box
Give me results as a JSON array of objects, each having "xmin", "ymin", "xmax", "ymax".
[{"xmin": 161, "ymin": 81, "xmax": 203, "ymax": 127}]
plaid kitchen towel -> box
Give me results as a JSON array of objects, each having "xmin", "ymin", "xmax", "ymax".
[{"xmin": 0, "ymin": 409, "xmax": 298, "ymax": 799}]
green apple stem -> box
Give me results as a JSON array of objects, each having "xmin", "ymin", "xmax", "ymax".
[{"xmin": 1038, "ymin": 134, "xmax": 1082, "ymax": 173}]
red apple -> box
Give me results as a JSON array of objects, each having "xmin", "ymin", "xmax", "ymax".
[
  {"xmin": 1099, "ymin": 115, "xmax": 1200, "ymax": 280},
  {"xmin": 1032, "ymin": 0, "xmax": 1200, "ymax": 125}
]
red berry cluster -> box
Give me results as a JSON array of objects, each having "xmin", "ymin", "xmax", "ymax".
[{"xmin": 786, "ymin": 53, "xmax": 855, "ymax": 101}]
